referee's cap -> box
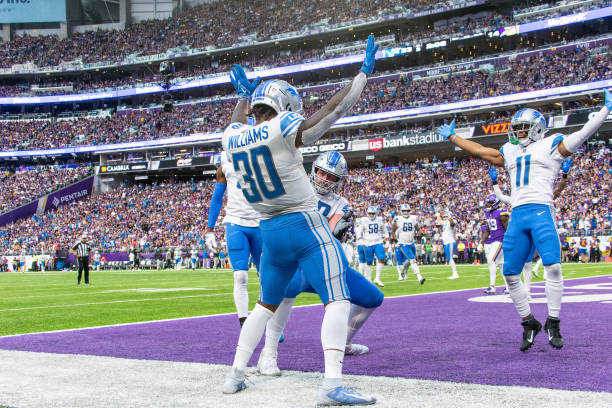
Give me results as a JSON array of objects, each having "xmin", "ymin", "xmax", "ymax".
[{"xmin": 81, "ymin": 233, "xmax": 88, "ymax": 240}]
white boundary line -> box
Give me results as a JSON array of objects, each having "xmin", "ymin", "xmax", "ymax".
[{"xmin": 0, "ymin": 273, "xmax": 610, "ymax": 340}]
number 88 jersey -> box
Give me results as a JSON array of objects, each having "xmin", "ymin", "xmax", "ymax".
[
  {"xmin": 222, "ymin": 112, "xmax": 318, "ymax": 219},
  {"xmin": 500, "ymin": 133, "xmax": 565, "ymax": 209}
]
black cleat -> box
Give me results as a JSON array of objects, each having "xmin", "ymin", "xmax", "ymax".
[
  {"xmin": 520, "ymin": 317, "xmax": 542, "ymax": 352},
  {"xmin": 544, "ymin": 317, "xmax": 564, "ymax": 349}
]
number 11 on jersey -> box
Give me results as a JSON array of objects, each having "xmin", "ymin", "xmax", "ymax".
[{"xmin": 515, "ymin": 154, "xmax": 531, "ymax": 187}]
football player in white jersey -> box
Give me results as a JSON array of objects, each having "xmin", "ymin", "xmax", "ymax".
[
  {"xmin": 222, "ymin": 36, "xmax": 379, "ymax": 406},
  {"xmin": 256, "ymin": 151, "xmax": 383, "ymax": 376},
  {"xmin": 438, "ymin": 210, "xmax": 459, "ymax": 279},
  {"xmin": 205, "ymin": 151, "xmax": 263, "ymax": 328},
  {"xmin": 355, "ymin": 215, "xmax": 368, "ymax": 276},
  {"xmin": 356, "ymin": 206, "xmax": 388, "ymax": 287},
  {"xmin": 437, "ymin": 89, "xmax": 612, "ymax": 351},
  {"xmin": 391, "ymin": 204, "xmax": 425, "ymax": 284}
]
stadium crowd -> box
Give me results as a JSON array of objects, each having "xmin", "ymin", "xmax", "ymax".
[
  {"xmin": 0, "ymin": 0, "xmax": 609, "ymax": 97},
  {"xmin": 1, "ymin": 45, "xmax": 610, "ymax": 151},
  {"xmin": 0, "ymin": 146, "xmax": 609, "ymax": 259},
  {"xmin": 0, "ymin": 164, "xmax": 93, "ymax": 214}
]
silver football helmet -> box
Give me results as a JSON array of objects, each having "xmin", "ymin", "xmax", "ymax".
[
  {"xmin": 509, "ymin": 108, "xmax": 547, "ymax": 146},
  {"xmin": 310, "ymin": 151, "xmax": 348, "ymax": 195},
  {"xmin": 367, "ymin": 206, "xmax": 378, "ymax": 221},
  {"xmin": 400, "ymin": 203, "xmax": 410, "ymax": 217},
  {"xmin": 250, "ymin": 79, "xmax": 303, "ymax": 114}
]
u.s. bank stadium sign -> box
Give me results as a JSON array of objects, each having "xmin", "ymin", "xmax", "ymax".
[
  {"xmin": 299, "ymin": 142, "xmax": 349, "ymax": 155},
  {"xmin": 353, "ymin": 133, "xmax": 447, "ymax": 152}
]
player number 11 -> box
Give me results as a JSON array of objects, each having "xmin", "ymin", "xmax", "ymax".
[{"xmin": 515, "ymin": 154, "xmax": 531, "ymax": 187}]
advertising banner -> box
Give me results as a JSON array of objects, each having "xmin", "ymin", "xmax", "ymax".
[
  {"xmin": 43, "ymin": 176, "xmax": 94, "ymax": 212},
  {"xmin": 473, "ymin": 122, "xmax": 511, "ymax": 137},
  {"xmin": 0, "ymin": 0, "xmax": 66, "ymax": 23},
  {"xmin": 298, "ymin": 142, "xmax": 350, "ymax": 155},
  {"xmin": 99, "ymin": 162, "xmax": 149, "ymax": 173},
  {"xmin": 0, "ymin": 199, "xmax": 38, "ymax": 227},
  {"xmin": 156, "ymin": 157, "xmax": 210, "ymax": 169}
]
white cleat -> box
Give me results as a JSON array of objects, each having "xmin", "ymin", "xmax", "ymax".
[
  {"xmin": 373, "ymin": 279, "xmax": 384, "ymax": 287},
  {"xmin": 316, "ymin": 386, "xmax": 376, "ymax": 406},
  {"xmin": 398, "ymin": 276, "xmax": 404, "ymax": 281},
  {"xmin": 345, "ymin": 343, "xmax": 369, "ymax": 356},
  {"xmin": 419, "ymin": 277, "xmax": 426, "ymax": 285},
  {"xmin": 257, "ymin": 351, "xmax": 281, "ymax": 376},
  {"xmin": 447, "ymin": 275, "xmax": 459, "ymax": 280},
  {"xmin": 222, "ymin": 367, "xmax": 246, "ymax": 394}
]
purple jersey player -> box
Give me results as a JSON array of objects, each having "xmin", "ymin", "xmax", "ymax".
[{"xmin": 481, "ymin": 194, "xmax": 509, "ymax": 294}]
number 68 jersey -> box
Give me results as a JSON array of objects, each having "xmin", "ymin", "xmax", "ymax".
[
  {"xmin": 222, "ymin": 112, "xmax": 318, "ymax": 219},
  {"xmin": 500, "ymin": 133, "xmax": 565, "ymax": 209}
]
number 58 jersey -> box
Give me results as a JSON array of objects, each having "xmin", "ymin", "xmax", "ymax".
[
  {"xmin": 222, "ymin": 112, "xmax": 318, "ymax": 219},
  {"xmin": 500, "ymin": 133, "xmax": 565, "ymax": 209}
]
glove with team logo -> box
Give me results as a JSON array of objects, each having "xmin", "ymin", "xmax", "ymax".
[
  {"xmin": 605, "ymin": 88, "xmax": 612, "ymax": 110},
  {"xmin": 230, "ymin": 64, "xmax": 260, "ymax": 99},
  {"xmin": 488, "ymin": 167, "xmax": 498, "ymax": 184},
  {"xmin": 204, "ymin": 232, "xmax": 218, "ymax": 253},
  {"xmin": 359, "ymin": 35, "xmax": 379, "ymax": 76},
  {"xmin": 436, "ymin": 119, "xmax": 456, "ymax": 141},
  {"xmin": 333, "ymin": 210, "xmax": 354, "ymax": 241}
]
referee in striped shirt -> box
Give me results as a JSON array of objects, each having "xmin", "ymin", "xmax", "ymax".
[{"xmin": 72, "ymin": 234, "xmax": 92, "ymax": 285}]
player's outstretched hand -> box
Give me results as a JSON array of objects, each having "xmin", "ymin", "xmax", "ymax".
[
  {"xmin": 561, "ymin": 157, "xmax": 573, "ymax": 174},
  {"xmin": 359, "ymin": 35, "xmax": 379, "ymax": 76},
  {"xmin": 230, "ymin": 64, "xmax": 260, "ymax": 99},
  {"xmin": 436, "ymin": 119, "xmax": 455, "ymax": 140},
  {"xmin": 604, "ymin": 88, "xmax": 612, "ymax": 110},
  {"xmin": 488, "ymin": 167, "xmax": 498, "ymax": 182}
]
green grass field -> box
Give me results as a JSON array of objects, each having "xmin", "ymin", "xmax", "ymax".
[{"xmin": 1, "ymin": 263, "xmax": 610, "ymax": 336}]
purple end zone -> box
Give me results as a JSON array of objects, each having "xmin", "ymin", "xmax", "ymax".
[{"xmin": 1, "ymin": 275, "xmax": 611, "ymax": 392}]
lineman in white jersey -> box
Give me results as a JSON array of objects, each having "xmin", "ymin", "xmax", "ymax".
[
  {"xmin": 257, "ymin": 151, "xmax": 383, "ymax": 376},
  {"xmin": 223, "ymin": 36, "xmax": 379, "ymax": 406},
  {"xmin": 439, "ymin": 210, "xmax": 459, "ymax": 279},
  {"xmin": 356, "ymin": 207, "xmax": 388, "ymax": 287},
  {"xmin": 437, "ymin": 89, "xmax": 612, "ymax": 351},
  {"xmin": 391, "ymin": 204, "xmax": 425, "ymax": 284},
  {"xmin": 205, "ymin": 151, "xmax": 263, "ymax": 328}
]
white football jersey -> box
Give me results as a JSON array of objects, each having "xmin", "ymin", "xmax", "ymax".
[
  {"xmin": 221, "ymin": 151, "xmax": 261, "ymax": 227},
  {"xmin": 394, "ymin": 214, "xmax": 418, "ymax": 244},
  {"xmin": 500, "ymin": 133, "xmax": 565, "ymax": 209},
  {"xmin": 316, "ymin": 191, "xmax": 350, "ymax": 223},
  {"xmin": 357, "ymin": 216, "xmax": 387, "ymax": 245},
  {"xmin": 222, "ymin": 112, "xmax": 317, "ymax": 219},
  {"xmin": 442, "ymin": 219, "xmax": 456, "ymax": 244}
]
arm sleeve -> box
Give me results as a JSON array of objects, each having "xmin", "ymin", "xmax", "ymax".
[
  {"xmin": 562, "ymin": 105, "xmax": 610, "ymax": 154},
  {"xmin": 301, "ymin": 73, "xmax": 367, "ymax": 145},
  {"xmin": 207, "ymin": 182, "xmax": 227, "ymax": 229},
  {"xmin": 493, "ymin": 184, "xmax": 511, "ymax": 205}
]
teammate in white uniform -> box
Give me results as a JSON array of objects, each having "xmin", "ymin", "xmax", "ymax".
[
  {"xmin": 205, "ymin": 151, "xmax": 263, "ymax": 327},
  {"xmin": 437, "ymin": 89, "xmax": 612, "ymax": 351},
  {"xmin": 257, "ymin": 151, "xmax": 383, "ymax": 376},
  {"xmin": 356, "ymin": 207, "xmax": 388, "ymax": 287},
  {"xmin": 223, "ymin": 37, "xmax": 379, "ymax": 406},
  {"xmin": 439, "ymin": 210, "xmax": 459, "ymax": 279},
  {"xmin": 391, "ymin": 204, "xmax": 424, "ymax": 284}
]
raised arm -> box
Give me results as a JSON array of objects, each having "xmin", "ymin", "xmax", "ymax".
[
  {"xmin": 558, "ymin": 89, "xmax": 611, "ymax": 157},
  {"xmin": 295, "ymin": 35, "xmax": 379, "ymax": 147},
  {"xmin": 553, "ymin": 157, "xmax": 572, "ymax": 199},
  {"xmin": 489, "ymin": 167, "xmax": 511, "ymax": 205},
  {"xmin": 204, "ymin": 165, "xmax": 227, "ymax": 237},
  {"xmin": 437, "ymin": 120, "xmax": 505, "ymax": 167},
  {"xmin": 229, "ymin": 64, "xmax": 260, "ymax": 125}
]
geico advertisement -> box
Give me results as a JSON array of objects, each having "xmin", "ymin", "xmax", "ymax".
[{"xmin": 299, "ymin": 142, "xmax": 348, "ymax": 155}]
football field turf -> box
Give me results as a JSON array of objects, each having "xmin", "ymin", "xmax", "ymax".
[
  {"xmin": 0, "ymin": 263, "xmax": 610, "ymax": 336},
  {"xmin": 1, "ymin": 263, "xmax": 611, "ymax": 408}
]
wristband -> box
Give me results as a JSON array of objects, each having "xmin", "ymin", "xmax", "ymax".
[
  {"xmin": 449, "ymin": 134, "xmax": 457, "ymax": 143},
  {"xmin": 562, "ymin": 173, "xmax": 568, "ymax": 179}
]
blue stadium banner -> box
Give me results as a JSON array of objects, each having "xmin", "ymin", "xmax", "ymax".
[{"xmin": 0, "ymin": 0, "xmax": 67, "ymax": 24}]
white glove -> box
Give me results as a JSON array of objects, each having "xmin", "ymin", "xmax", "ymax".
[{"xmin": 205, "ymin": 232, "xmax": 218, "ymax": 252}]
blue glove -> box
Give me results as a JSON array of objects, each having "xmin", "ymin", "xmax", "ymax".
[
  {"xmin": 488, "ymin": 167, "xmax": 498, "ymax": 183},
  {"xmin": 230, "ymin": 64, "xmax": 260, "ymax": 99},
  {"xmin": 436, "ymin": 119, "xmax": 455, "ymax": 140},
  {"xmin": 561, "ymin": 157, "xmax": 573, "ymax": 174},
  {"xmin": 605, "ymin": 88, "xmax": 612, "ymax": 110},
  {"xmin": 360, "ymin": 35, "xmax": 379, "ymax": 76}
]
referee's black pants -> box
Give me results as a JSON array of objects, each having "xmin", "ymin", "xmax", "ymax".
[{"xmin": 78, "ymin": 257, "xmax": 90, "ymax": 284}]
